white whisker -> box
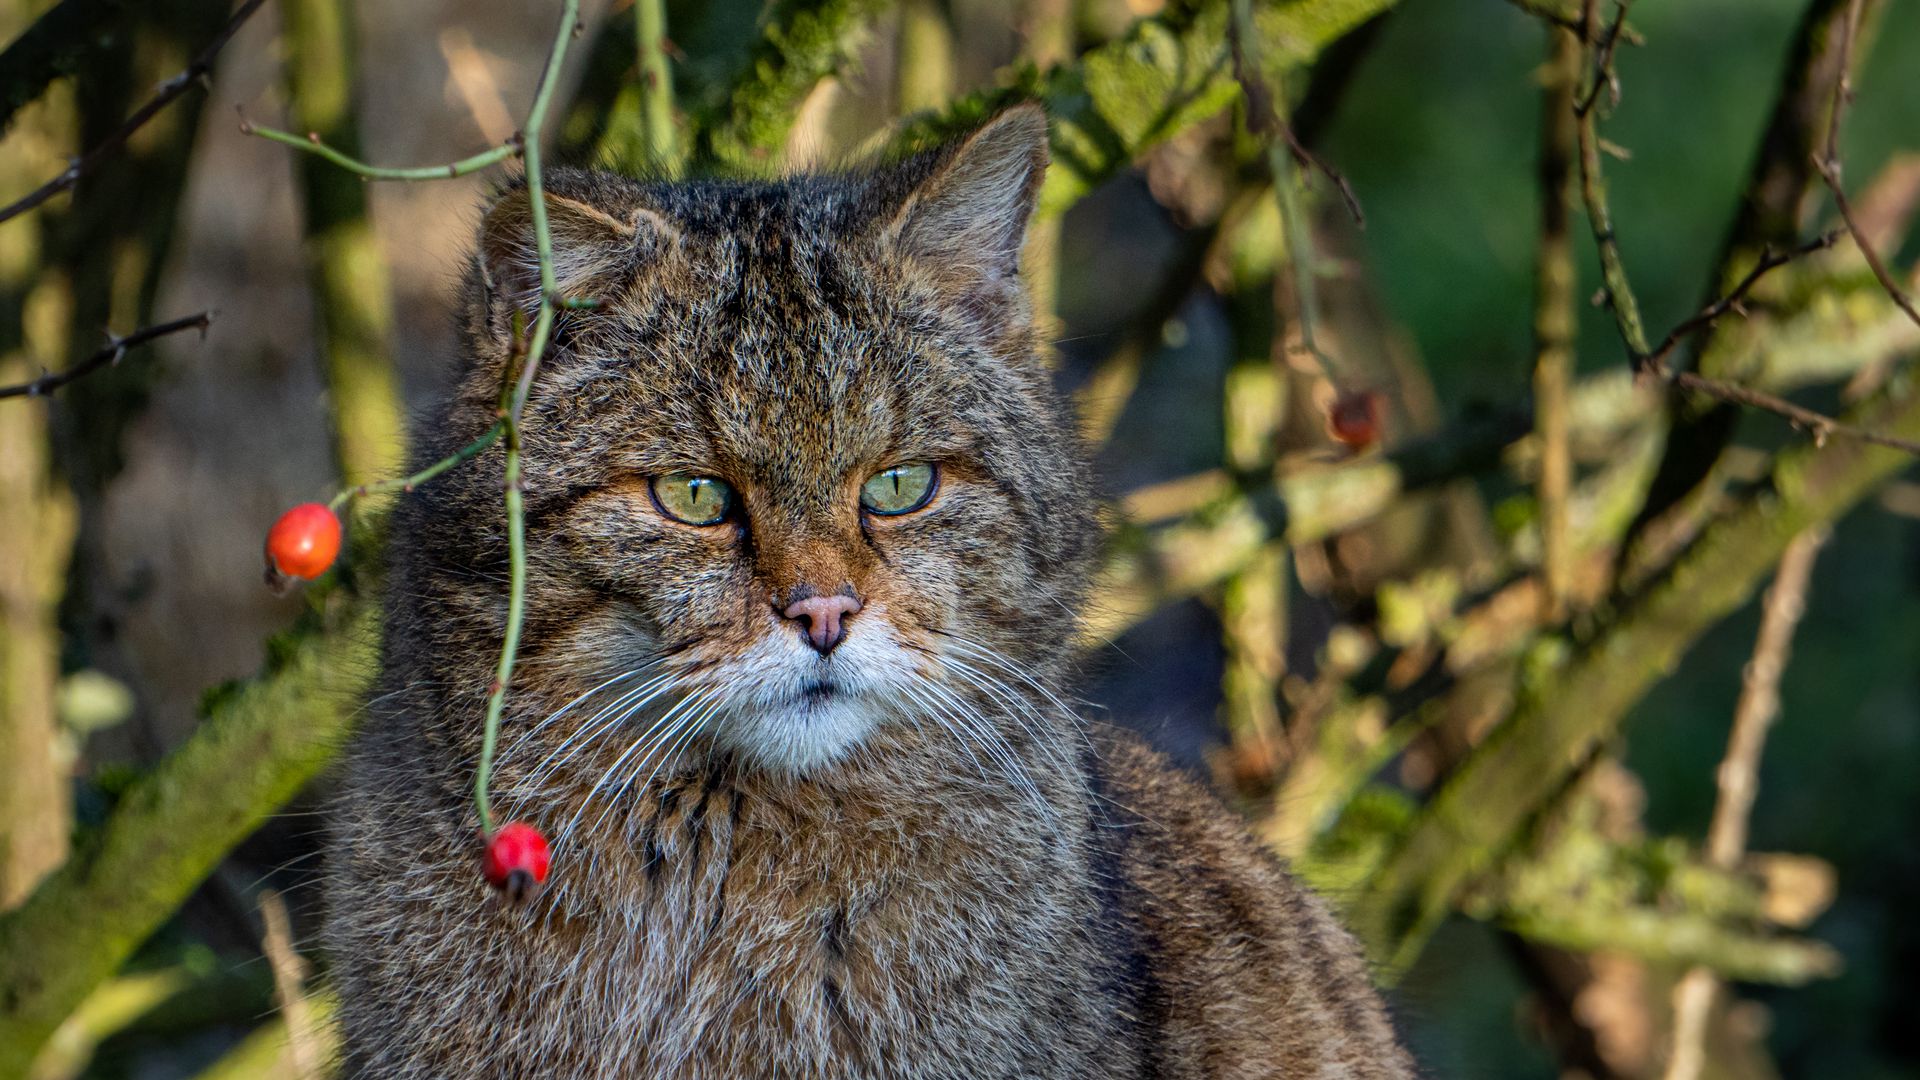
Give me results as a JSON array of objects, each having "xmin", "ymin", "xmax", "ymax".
[{"xmin": 557, "ymin": 686, "xmax": 713, "ymax": 846}]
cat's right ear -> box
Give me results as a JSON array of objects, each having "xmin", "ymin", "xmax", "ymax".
[
  {"xmin": 470, "ymin": 184, "xmax": 675, "ymax": 348},
  {"xmin": 880, "ymin": 104, "xmax": 1050, "ymax": 337}
]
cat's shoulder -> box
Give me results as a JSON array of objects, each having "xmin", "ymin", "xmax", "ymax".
[{"xmin": 1081, "ymin": 721, "xmax": 1420, "ymax": 1078}]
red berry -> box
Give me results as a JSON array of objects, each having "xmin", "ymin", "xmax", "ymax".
[
  {"xmin": 264, "ymin": 503, "xmax": 342, "ymax": 581},
  {"xmin": 1327, "ymin": 390, "xmax": 1384, "ymax": 449},
  {"xmin": 482, "ymin": 821, "xmax": 551, "ymax": 899}
]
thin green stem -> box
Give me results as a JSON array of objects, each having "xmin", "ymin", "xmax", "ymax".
[
  {"xmin": 1230, "ymin": 0, "xmax": 1335, "ymax": 381},
  {"xmin": 474, "ymin": 419, "xmax": 524, "ymax": 836},
  {"xmin": 242, "ymin": 120, "xmax": 523, "ymax": 180},
  {"xmin": 326, "ymin": 421, "xmax": 504, "ymax": 512},
  {"xmin": 474, "ymin": 0, "xmax": 580, "ymax": 837}
]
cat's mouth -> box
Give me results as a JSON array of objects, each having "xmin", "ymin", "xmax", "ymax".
[{"xmin": 796, "ymin": 679, "xmax": 839, "ymax": 705}]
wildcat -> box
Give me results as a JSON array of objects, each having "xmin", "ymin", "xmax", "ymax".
[{"xmin": 327, "ymin": 103, "xmax": 1417, "ymax": 1078}]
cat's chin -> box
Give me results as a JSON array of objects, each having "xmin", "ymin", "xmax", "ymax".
[
  {"xmin": 701, "ymin": 607, "xmax": 917, "ymax": 775},
  {"xmin": 711, "ymin": 691, "xmax": 886, "ymax": 775}
]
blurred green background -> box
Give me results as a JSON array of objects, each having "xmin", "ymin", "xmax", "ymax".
[{"xmin": 1067, "ymin": 2, "xmax": 1920, "ymax": 1074}]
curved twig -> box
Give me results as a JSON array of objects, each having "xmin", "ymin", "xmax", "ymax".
[{"xmin": 0, "ymin": 312, "xmax": 212, "ymax": 400}]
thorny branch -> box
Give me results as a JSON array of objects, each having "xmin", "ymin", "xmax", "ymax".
[
  {"xmin": 1640, "ymin": 232, "xmax": 1841, "ymax": 374},
  {"xmin": 1573, "ymin": 0, "xmax": 1920, "ymax": 457},
  {"xmin": 1813, "ymin": 0, "xmax": 1920, "ymax": 332},
  {"xmin": 1667, "ymin": 370, "xmax": 1920, "ymax": 455},
  {"xmin": 1572, "ymin": 0, "xmax": 1629, "ymax": 117},
  {"xmin": 326, "ymin": 422, "xmax": 505, "ymax": 511},
  {"xmin": 1817, "ymin": 163, "xmax": 1920, "ymax": 331},
  {"xmin": 0, "ymin": 0, "xmax": 269, "ymax": 226},
  {"xmin": 1505, "ymin": 0, "xmax": 1643, "ymax": 40},
  {"xmin": 0, "ymin": 312, "xmax": 212, "ymax": 400}
]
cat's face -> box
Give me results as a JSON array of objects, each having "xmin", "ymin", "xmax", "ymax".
[{"xmin": 425, "ymin": 107, "xmax": 1097, "ymax": 777}]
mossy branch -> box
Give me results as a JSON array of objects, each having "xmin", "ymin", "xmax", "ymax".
[
  {"xmin": 1086, "ymin": 408, "xmax": 1523, "ymax": 644},
  {"xmin": 689, "ymin": 0, "xmax": 889, "ymax": 171},
  {"xmin": 887, "ymin": 0, "xmax": 1399, "ymax": 223},
  {"xmin": 1497, "ymin": 905, "xmax": 1839, "ymax": 987},
  {"xmin": 0, "ymin": 595, "xmax": 377, "ymax": 1076},
  {"xmin": 633, "ymin": 0, "xmax": 678, "ymax": 168},
  {"xmin": 1346, "ymin": 367, "xmax": 1920, "ymax": 975}
]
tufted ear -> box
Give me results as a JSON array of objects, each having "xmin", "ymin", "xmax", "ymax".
[
  {"xmin": 474, "ymin": 184, "xmax": 674, "ymax": 342},
  {"xmin": 884, "ymin": 103, "xmax": 1050, "ymax": 332}
]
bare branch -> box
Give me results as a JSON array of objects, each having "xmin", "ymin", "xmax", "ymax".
[
  {"xmin": 0, "ymin": 0, "xmax": 268, "ymax": 226},
  {"xmin": 1664, "ymin": 527, "xmax": 1828, "ymax": 1080},
  {"xmin": 1820, "ymin": 0, "xmax": 1866, "ymax": 172},
  {"xmin": 0, "ymin": 312, "xmax": 212, "ymax": 401},
  {"xmin": 1817, "ymin": 161, "xmax": 1920, "ymax": 331},
  {"xmin": 1640, "ymin": 231, "xmax": 1842, "ymax": 374},
  {"xmin": 1572, "ymin": 2, "xmax": 1918, "ymax": 459},
  {"xmin": 1668, "ymin": 370, "xmax": 1920, "ymax": 456},
  {"xmin": 1533, "ymin": 24, "xmax": 1581, "ymax": 621},
  {"xmin": 1630, "ymin": 231, "xmax": 1920, "ymax": 457},
  {"xmin": 1809, "ymin": 0, "xmax": 1920, "ymax": 333},
  {"xmin": 258, "ymin": 890, "xmax": 321, "ymax": 1080}
]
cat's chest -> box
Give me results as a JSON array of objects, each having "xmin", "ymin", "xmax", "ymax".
[{"xmin": 534, "ymin": 780, "xmax": 1107, "ymax": 1075}]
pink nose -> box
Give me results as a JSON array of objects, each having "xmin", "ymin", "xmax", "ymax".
[{"xmin": 783, "ymin": 593, "xmax": 862, "ymax": 655}]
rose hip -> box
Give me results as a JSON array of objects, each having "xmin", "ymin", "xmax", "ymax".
[
  {"xmin": 482, "ymin": 821, "xmax": 551, "ymax": 901},
  {"xmin": 264, "ymin": 503, "xmax": 342, "ymax": 581},
  {"xmin": 1327, "ymin": 390, "xmax": 1384, "ymax": 450}
]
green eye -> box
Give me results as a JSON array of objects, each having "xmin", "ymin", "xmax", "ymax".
[
  {"xmin": 860, "ymin": 463, "xmax": 938, "ymax": 516},
  {"xmin": 649, "ymin": 474, "xmax": 734, "ymax": 526}
]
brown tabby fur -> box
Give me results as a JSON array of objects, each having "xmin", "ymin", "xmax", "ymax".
[{"xmin": 328, "ymin": 105, "xmax": 1417, "ymax": 1078}]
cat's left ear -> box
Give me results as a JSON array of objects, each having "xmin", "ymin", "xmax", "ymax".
[
  {"xmin": 883, "ymin": 103, "xmax": 1050, "ymax": 332},
  {"xmin": 474, "ymin": 182, "xmax": 676, "ymax": 343}
]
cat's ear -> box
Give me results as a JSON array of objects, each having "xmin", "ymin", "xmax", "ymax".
[
  {"xmin": 473, "ymin": 183, "xmax": 675, "ymax": 342},
  {"xmin": 883, "ymin": 103, "xmax": 1050, "ymax": 331}
]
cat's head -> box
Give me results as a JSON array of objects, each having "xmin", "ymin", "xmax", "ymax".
[{"xmin": 411, "ymin": 105, "xmax": 1099, "ymax": 778}]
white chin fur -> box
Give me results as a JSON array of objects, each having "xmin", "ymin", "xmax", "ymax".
[{"xmin": 704, "ymin": 604, "xmax": 912, "ymax": 775}]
